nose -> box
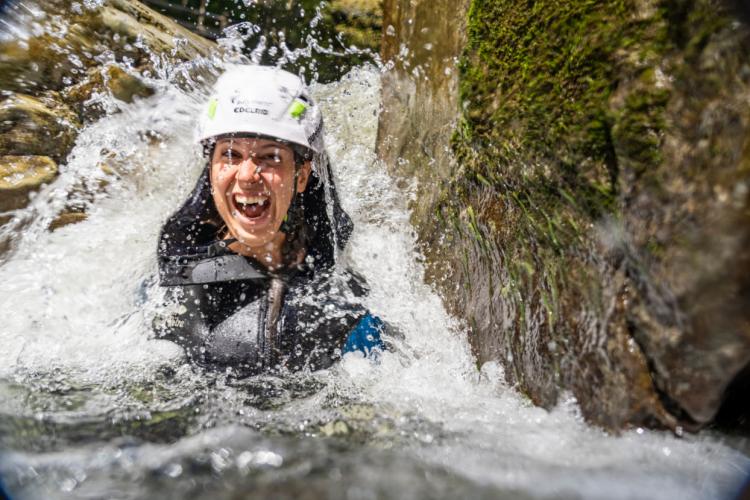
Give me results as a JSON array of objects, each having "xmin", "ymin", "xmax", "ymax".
[{"xmin": 236, "ymin": 157, "xmax": 262, "ymax": 185}]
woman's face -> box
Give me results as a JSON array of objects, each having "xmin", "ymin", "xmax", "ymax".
[{"xmin": 210, "ymin": 137, "xmax": 311, "ymax": 251}]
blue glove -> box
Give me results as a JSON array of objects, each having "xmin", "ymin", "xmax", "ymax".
[{"xmin": 343, "ymin": 313, "xmax": 386, "ymax": 356}]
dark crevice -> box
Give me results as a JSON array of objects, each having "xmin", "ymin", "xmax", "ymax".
[
  {"xmin": 712, "ymin": 361, "xmax": 750, "ymax": 433},
  {"xmin": 660, "ymin": 0, "xmax": 693, "ymax": 49},
  {"xmin": 726, "ymin": 0, "xmax": 750, "ymax": 25}
]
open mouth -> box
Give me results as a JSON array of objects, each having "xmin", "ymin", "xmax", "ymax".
[{"xmin": 232, "ymin": 193, "xmax": 271, "ymax": 220}]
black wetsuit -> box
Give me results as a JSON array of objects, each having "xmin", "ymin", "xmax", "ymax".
[{"xmin": 155, "ymin": 162, "xmax": 384, "ymax": 376}]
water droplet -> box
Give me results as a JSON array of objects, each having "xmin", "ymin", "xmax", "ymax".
[
  {"xmin": 60, "ymin": 478, "xmax": 77, "ymax": 492},
  {"xmin": 163, "ymin": 463, "xmax": 182, "ymax": 478}
]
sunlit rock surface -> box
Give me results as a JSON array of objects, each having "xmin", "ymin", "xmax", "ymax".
[
  {"xmin": 378, "ymin": 0, "xmax": 750, "ymax": 430},
  {"xmin": 0, "ymin": 0, "xmax": 215, "ymax": 222},
  {"xmin": 0, "ymin": 155, "xmax": 57, "ymax": 213},
  {"xmin": 0, "ymin": 93, "xmax": 79, "ymax": 161}
]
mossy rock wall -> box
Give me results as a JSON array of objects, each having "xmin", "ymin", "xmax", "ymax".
[{"xmin": 378, "ymin": 0, "xmax": 750, "ymax": 429}]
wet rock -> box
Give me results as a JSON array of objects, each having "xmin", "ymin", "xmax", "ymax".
[
  {"xmin": 0, "ymin": 25, "xmax": 104, "ymax": 95},
  {"xmin": 0, "ymin": 93, "xmax": 79, "ymax": 162},
  {"xmin": 0, "ymin": 0, "xmax": 216, "ymax": 219},
  {"xmin": 1, "ymin": 0, "xmax": 215, "ymax": 122},
  {"xmin": 329, "ymin": 0, "xmax": 382, "ymax": 52},
  {"xmin": 378, "ymin": 0, "xmax": 750, "ymax": 430},
  {"xmin": 0, "ymin": 0, "xmax": 214, "ymax": 94},
  {"xmin": 377, "ymin": 0, "xmax": 468, "ymax": 233},
  {"xmin": 104, "ymin": 66, "xmax": 155, "ymax": 103},
  {"xmin": 95, "ymin": 0, "xmax": 215, "ymax": 61},
  {"xmin": 0, "ymin": 156, "xmax": 58, "ymax": 213},
  {"xmin": 72, "ymin": 65, "xmax": 155, "ymax": 105},
  {"xmin": 62, "ymin": 65, "xmax": 156, "ymax": 121}
]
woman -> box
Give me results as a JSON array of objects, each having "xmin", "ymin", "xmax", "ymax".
[{"xmin": 155, "ymin": 65, "xmax": 385, "ymax": 376}]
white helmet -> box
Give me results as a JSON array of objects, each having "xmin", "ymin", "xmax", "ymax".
[{"xmin": 197, "ymin": 65, "xmax": 324, "ymax": 154}]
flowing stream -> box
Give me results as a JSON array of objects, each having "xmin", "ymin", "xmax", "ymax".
[{"xmin": 1, "ymin": 7, "xmax": 749, "ymax": 498}]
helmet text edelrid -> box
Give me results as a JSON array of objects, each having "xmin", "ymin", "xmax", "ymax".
[{"xmin": 233, "ymin": 106, "xmax": 269, "ymax": 115}]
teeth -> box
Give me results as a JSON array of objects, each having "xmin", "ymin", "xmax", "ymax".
[{"xmin": 234, "ymin": 194, "xmax": 268, "ymax": 205}]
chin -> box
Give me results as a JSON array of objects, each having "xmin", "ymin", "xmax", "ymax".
[
  {"xmin": 232, "ymin": 229, "xmax": 274, "ymax": 248},
  {"xmin": 230, "ymin": 220, "xmax": 281, "ymax": 247}
]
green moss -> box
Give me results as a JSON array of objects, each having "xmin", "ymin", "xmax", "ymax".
[
  {"xmin": 413, "ymin": 0, "xmax": 746, "ymax": 427},
  {"xmin": 438, "ymin": 0, "xmax": 680, "ymax": 336}
]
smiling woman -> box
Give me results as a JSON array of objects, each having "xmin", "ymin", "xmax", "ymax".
[
  {"xmin": 155, "ymin": 65, "xmax": 386, "ymax": 375},
  {"xmin": 211, "ymin": 137, "xmax": 312, "ymax": 269}
]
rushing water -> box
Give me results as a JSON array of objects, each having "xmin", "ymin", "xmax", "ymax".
[{"xmin": 1, "ymin": 6, "xmax": 750, "ymax": 499}]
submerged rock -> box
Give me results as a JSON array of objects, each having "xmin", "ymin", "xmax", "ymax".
[
  {"xmin": 378, "ymin": 0, "xmax": 750, "ymax": 430},
  {"xmin": 48, "ymin": 211, "xmax": 88, "ymax": 231}
]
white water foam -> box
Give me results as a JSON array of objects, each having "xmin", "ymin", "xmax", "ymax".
[{"xmin": 0, "ymin": 84, "xmax": 208, "ymax": 382}]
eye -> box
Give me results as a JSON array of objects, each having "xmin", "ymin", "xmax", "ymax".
[
  {"xmin": 254, "ymin": 151, "xmax": 284, "ymax": 166},
  {"xmin": 220, "ymin": 149, "xmax": 241, "ymax": 164},
  {"xmin": 261, "ymin": 153, "xmax": 282, "ymax": 163}
]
